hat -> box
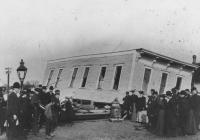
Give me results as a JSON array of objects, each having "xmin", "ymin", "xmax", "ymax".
[
  {"xmin": 39, "ymin": 84, "xmax": 42, "ymax": 88},
  {"xmin": 42, "ymin": 86, "xmax": 47, "ymax": 90},
  {"xmin": 179, "ymin": 90, "xmax": 187, "ymax": 96},
  {"xmin": 191, "ymin": 87, "xmax": 197, "ymax": 92},
  {"xmin": 166, "ymin": 91, "xmax": 172, "ymax": 96},
  {"xmin": 49, "ymin": 86, "xmax": 54, "ymax": 90},
  {"xmin": 55, "ymin": 90, "xmax": 60, "ymax": 95},
  {"xmin": 159, "ymin": 94, "xmax": 166, "ymax": 98},
  {"xmin": 139, "ymin": 90, "xmax": 144, "ymax": 94},
  {"xmin": 185, "ymin": 89, "xmax": 190, "ymax": 92},
  {"xmin": 130, "ymin": 89, "xmax": 136, "ymax": 93},
  {"xmin": 13, "ymin": 82, "xmax": 20, "ymax": 89},
  {"xmin": 34, "ymin": 88, "xmax": 40, "ymax": 93}
]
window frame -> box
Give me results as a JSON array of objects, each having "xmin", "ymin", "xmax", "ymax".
[
  {"xmin": 55, "ymin": 68, "xmax": 63, "ymax": 88},
  {"xmin": 69, "ymin": 67, "xmax": 78, "ymax": 88},
  {"xmin": 175, "ymin": 75, "xmax": 183, "ymax": 90},
  {"xmin": 46, "ymin": 69, "xmax": 55, "ymax": 87},
  {"xmin": 112, "ymin": 65, "xmax": 123, "ymax": 90},
  {"xmin": 96, "ymin": 66, "xmax": 107, "ymax": 89},
  {"xmin": 80, "ymin": 66, "xmax": 90, "ymax": 88},
  {"xmin": 159, "ymin": 72, "xmax": 168, "ymax": 94},
  {"xmin": 141, "ymin": 67, "xmax": 153, "ymax": 94}
]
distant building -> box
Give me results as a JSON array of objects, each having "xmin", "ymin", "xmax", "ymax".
[{"xmin": 43, "ymin": 48, "xmax": 198, "ymax": 103}]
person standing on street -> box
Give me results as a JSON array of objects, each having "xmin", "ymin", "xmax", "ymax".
[
  {"xmin": 30, "ymin": 88, "xmax": 41, "ymax": 136},
  {"xmin": 122, "ymin": 92, "xmax": 132, "ymax": 119},
  {"xmin": 46, "ymin": 86, "xmax": 55, "ymax": 105},
  {"xmin": 38, "ymin": 86, "xmax": 47, "ymax": 128},
  {"xmin": 53, "ymin": 90, "xmax": 61, "ymax": 128},
  {"xmin": 6, "ymin": 82, "xmax": 22, "ymax": 140},
  {"xmin": 45, "ymin": 98, "xmax": 57, "ymax": 139}
]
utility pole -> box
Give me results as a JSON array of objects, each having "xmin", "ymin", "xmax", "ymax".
[{"xmin": 5, "ymin": 67, "xmax": 11, "ymax": 94}]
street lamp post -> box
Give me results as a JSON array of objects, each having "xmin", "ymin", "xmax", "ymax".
[{"xmin": 17, "ymin": 59, "xmax": 27, "ymax": 90}]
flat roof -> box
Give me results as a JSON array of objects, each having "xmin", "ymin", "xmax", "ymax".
[{"xmin": 48, "ymin": 48, "xmax": 199, "ymax": 69}]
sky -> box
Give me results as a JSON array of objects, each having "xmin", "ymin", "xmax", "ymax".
[{"xmin": 0, "ymin": 0, "xmax": 200, "ymax": 85}]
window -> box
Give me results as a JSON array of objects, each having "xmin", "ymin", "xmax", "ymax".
[
  {"xmin": 55, "ymin": 69, "xmax": 63, "ymax": 88},
  {"xmin": 159, "ymin": 73, "xmax": 168, "ymax": 94},
  {"xmin": 113, "ymin": 66, "xmax": 122, "ymax": 90},
  {"xmin": 97, "ymin": 67, "xmax": 106, "ymax": 89},
  {"xmin": 81, "ymin": 67, "xmax": 90, "ymax": 88},
  {"xmin": 176, "ymin": 76, "xmax": 182, "ymax": 90},
  {"xmin": 142, "ymin": 68, "xmax": 152, "ymax": 94},
  {"xmin": 46, "ymin": 69, "xmax": 54, "ymax": 87},
  {"xmin": 69, "ymin": 68, "xmax": 78, "ymax": 88}
]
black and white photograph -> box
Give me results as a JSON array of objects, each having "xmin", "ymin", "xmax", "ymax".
[{"xmin": 1, "ymin": 0, "xmax": 200, "ymax": 140}]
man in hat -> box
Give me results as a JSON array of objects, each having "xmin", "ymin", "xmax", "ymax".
[
  {"xmin": 46, "ymin": 86, "xmax": 55, "ymax": 105},
  {"xmin": 130, "ymin": 90, "xmax": 138, "ymax": 122},
  {"xmin": 190, "ymin": 87, "xmax": 200, "ymax": 130},
  {"xmin": 0, "ymin": 88, "xmax": 6, "ymax": 135},
  {"xmin": 7, "ymin": 82, "xmax": 22, "ymax": 140},
  {"xmin": 38, "ymin": 86, "xmax": 48, "ymax": 128},
  {"xmin": 136, "ymin": 90, "xmax": 147, "ymax": 123},
  {"xmin": 147, "ymin": 89, "xmax": 158, "ymax": 130},
  {"xmin": 177, "ymin": 90, "xmax": 190, "ymax": 135},
  {"xmin": 53, "ymin": 90, "xmax": 61, "ymax": 129},
  {"xmin": 122, "ymin": 91, "xmax": 132, "ymax": 119},
  {"xmin": 31, "ymin": 88, "xmax": 41, "ymax": 135},
  {"xmin": 45, "ymin": 97, "xmax": 57, "ymax": 139},
  {"xmin": 18, "ymin": 89, "xmax": 32, "ymax": 133}
]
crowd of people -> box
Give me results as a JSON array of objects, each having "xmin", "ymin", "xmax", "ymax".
[
  {"xmin": 122, "ymin": 87, "xmax": 200, "ymax": 137},
  {"xmin": 1, "ymin": 81, "xmax": 200, "ymax": 139},
  {"xmin": 0, "ymin": 82, "xmax": 74, "ymax": 140}
]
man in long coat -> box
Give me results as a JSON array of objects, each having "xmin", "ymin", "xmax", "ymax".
[
  {"xmin": 190, "ymin": 87, "xmax": 200, "ymax": 130},
  {"xmin": 7, "ymin": 82, "xmax": 22, "ymax": 140}
]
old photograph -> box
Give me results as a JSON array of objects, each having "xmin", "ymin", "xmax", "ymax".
[{"xmin": 0, "ymin": 0, "xmax": 200, "ymax": 140}]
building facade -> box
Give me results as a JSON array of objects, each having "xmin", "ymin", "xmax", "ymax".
[{"xmin": 43, "ymin": 48, "xmax": 198, "ymax": 103}]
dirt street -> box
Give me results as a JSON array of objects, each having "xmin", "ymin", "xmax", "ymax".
[{"xmin": 1, "ymin": 120, "xmax": 200, "ymax": 140}]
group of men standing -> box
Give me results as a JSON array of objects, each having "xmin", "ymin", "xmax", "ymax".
[
  {"xmin": 122, "ymin": 90, "xmax": 146, "ymax": 122},
  {"xmin": 0, "ymin": 82, "xmax": 61, "ymax": 140}
]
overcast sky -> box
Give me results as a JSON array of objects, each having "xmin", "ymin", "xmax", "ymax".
[{"xmin": 0, "ymin": 0, "xmax": 200, "ymax": 85}]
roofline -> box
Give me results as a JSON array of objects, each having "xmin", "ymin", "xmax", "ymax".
[
  {"xmin": 136, "ymin": 48, "xmax": 199, "ymax": 69},
  {"xmin": 47, "ymin": 48, "xmax": 198, "ymax": 69},
  {"xmin": 48, "ymin": 49, "xmax": 136, "ymax": 62}
]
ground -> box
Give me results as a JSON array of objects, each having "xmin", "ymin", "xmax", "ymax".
[{"xmin": 1, "ymin": 120, "xmax": 200, "ymax": 140}]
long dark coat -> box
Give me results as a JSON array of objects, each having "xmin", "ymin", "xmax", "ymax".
[
  {"xmin": 185, "ymin": 95, "xmax": 197, "ymax": 135},
  {"xmin": 177, "ymin": 96, "xmax": 190, "ymax": 135},
  {"xmin": 165, "ymin": 95, "xmax": 179, "ymax": 137},
  {"xmin": 7, "ymin": 92, "xmax": 21, "ymax": 139},
  {"xmin": 190, "ymin": 94, "xmax": 200, "ymax": 130},
  {"xmin": 154, "ymin": 97, "xmax": 167, "ymax": 136}
]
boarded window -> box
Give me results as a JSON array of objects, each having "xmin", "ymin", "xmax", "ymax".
[
  {"xmin": 113, "ymin": 66, "xmax": 122, "ymax": 90},
  {"xmin": 176, "ymin": 76, "xmax": 182, "ymax": 90},
  {"xmin": 81, "ymin": 67, "xmax": 90, "ymax": 88},
  {"xmin": 55, "ymin": 69, "xmax": 63, "ymax": 88},
  {"xmin": 46, "ymin": 69, "xmax": 54, "ymax": 87},
  {"xmin": 69, "ymin": 68, "xmax": 78, "ymax": 88},
  {"xmin": 142, "ymin": 68, "xmax": 152, "ymax": 94},
  {"xmin": 159, "ymin": 73, "xmax": 168, "ymax": 94},
  {"xmin": 97, "ymin": 67, "xmax": 106, "ymax": 89}
]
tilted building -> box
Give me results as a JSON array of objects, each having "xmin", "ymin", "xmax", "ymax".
[{"xmin": 43, "ymin": 48, "xmax": 198, "ymax": 104}]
